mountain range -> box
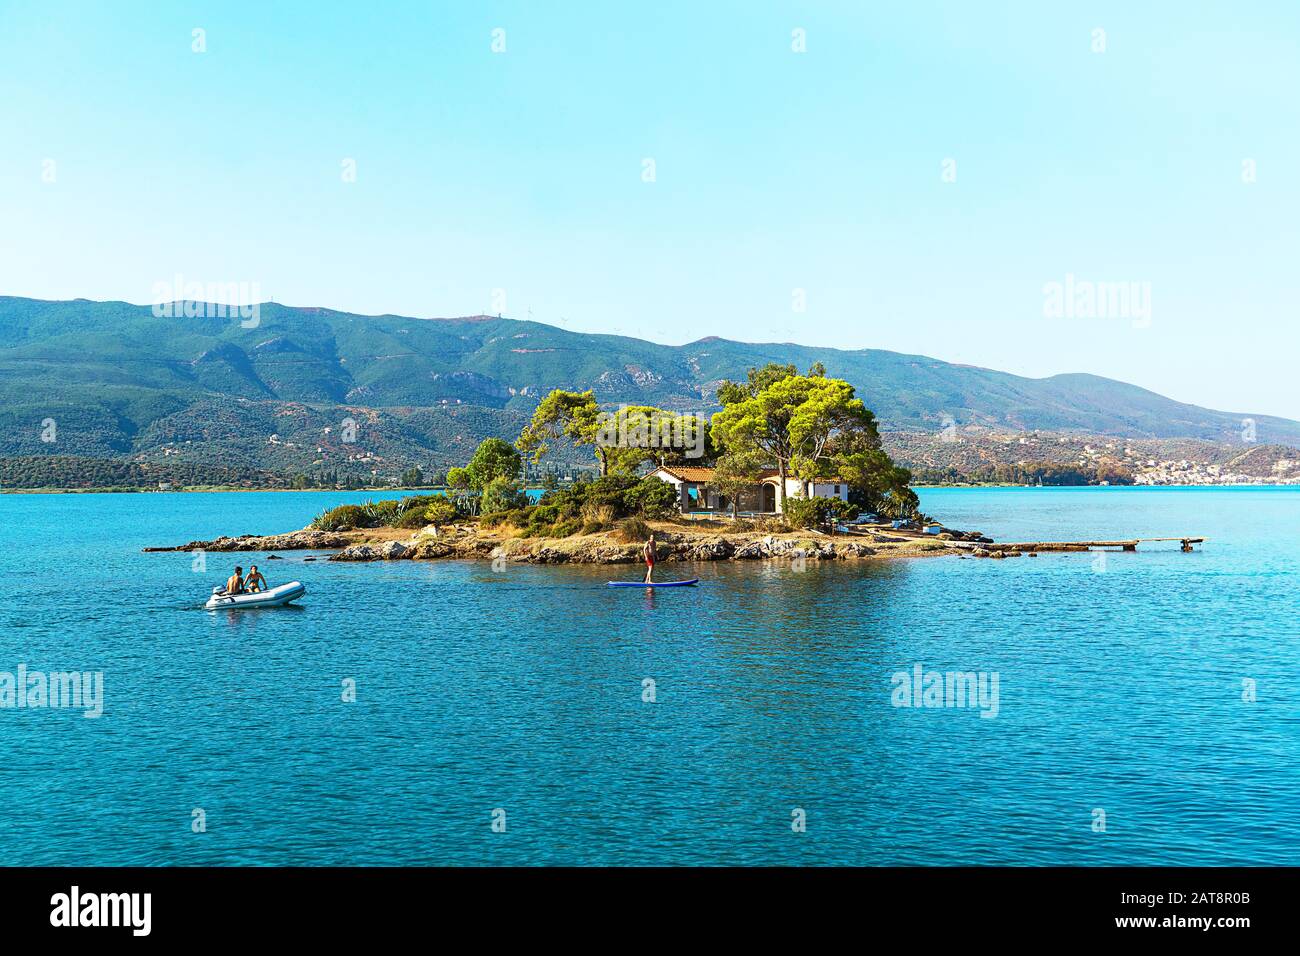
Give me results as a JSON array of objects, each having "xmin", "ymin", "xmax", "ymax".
[{"xmin": 1, "ymin": 296, "xmax": 1296, "ymax": 481}]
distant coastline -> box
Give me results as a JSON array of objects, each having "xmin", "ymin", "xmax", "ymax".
[{"xmin": 6, "ymin": 481, "xmax": 1299, "ymax": 495}]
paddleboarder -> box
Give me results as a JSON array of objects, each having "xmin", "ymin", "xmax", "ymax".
[{"xmin": 643, "ymin": 533, "xmax": 656, "ymax": 584}]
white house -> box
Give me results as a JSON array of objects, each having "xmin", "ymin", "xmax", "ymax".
[{"xmin": 647, "ymin": 465, "xmax": 849, "ymax": 516}]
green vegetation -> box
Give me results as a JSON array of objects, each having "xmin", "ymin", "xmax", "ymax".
[
  {"xmin": 479, "ymin": 473, "xmax": 675, "ymax": 538},
  {"xmin": 0, "ymin": 455, "xmax": 285, "ymax": 490},
  {"xmin": 517, "ymin": 390, "xmax": 708, "ymax": 476},
  {"xmin": 480, "ymin": 475, "xmax": 528, "ymax": 514},
  {"xmin": 465, "ymin": 437, "xmax": 522, "ymax": 487},
  {"xmin": 310, "ymin": 493, "xmax": 460, "ymax": 531},
  {"xmin": 782, "ymin": 496, "xmax": 859, "ymax": 532},
  {"xmin": 912, "ymin": 461, "xmax": 1136, "ymax": 487},
  {"xmin": 711, "ymin": 362, "xmax": 919, "ymax": 519},
  {"xmin": 707, "ymin": 449, "xmax": 766, "ymax": 519}
]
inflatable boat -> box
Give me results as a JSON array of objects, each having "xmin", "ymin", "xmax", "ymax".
[{"xmin": 205, "ymin": 581, "xmax": 306, "ymax": 610}]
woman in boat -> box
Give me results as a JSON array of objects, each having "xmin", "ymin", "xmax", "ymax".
[{"xmin": 245, "ymin": 565, "xmax": 267, "ymax": 593}]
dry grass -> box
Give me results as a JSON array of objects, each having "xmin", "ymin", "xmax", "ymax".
[{"xmin": 613, "ymin": 517, "xmax": 651, "ymax": 543}]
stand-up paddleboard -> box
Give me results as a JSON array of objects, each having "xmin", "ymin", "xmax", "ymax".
[{"xmin": 607, "ymin": 579, "xmax": 699, "ymax": 588}]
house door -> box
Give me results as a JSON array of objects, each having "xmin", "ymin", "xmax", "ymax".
[{"xmin": 761, "ymin": 483, "xmax": 776, "ymax": 513}]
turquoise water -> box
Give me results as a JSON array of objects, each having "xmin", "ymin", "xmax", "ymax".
[{"xmin": 0, "ymin": 486, "xmax": 1296, "ymax": 865}]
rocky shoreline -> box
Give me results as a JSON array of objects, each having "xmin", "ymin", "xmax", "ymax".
[{"xmin": 144, "ymin": 521, "xmax": 1000, "ymax": 565}]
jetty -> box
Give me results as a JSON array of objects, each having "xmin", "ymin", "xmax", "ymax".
[{"xmin": 948, "ymin": 537, "xmax": 1205, "ymax": 553}]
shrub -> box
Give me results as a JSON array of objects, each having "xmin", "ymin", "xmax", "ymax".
[
  {"xmin": 479, "ymin": 506, "xmax": 526, "ymax": 529},
  {"xmin": 783, "ymin": 497, "xmax": 859, "ymax": 531},
  {"xmin": 481, "ymin": 477, "xmax": 528, "ymax": 515},
  {"xmin": 614, "ymin": 517, "xmax": 651, "ymax": 543},
  {"xmin": 579, "ymin": 502, "xmax": 616, "ymax": 528},
  {"xmin": 396, "ymin": 506, "xmax": 430, "ymax": 529},
  {"xmin": 391, "ymin": 496, "xmax": 451, "ymax": 528},
  {"xmin": 423, "ymin": 496, "xmax": 459, "ymax": 526},
  {"xmin": 550, "ymin": 518, "xmax": 582, "ymax": 538},
  {"xmin": 781, "ymin": 496, "xmax": 822, "ymax": 530},
  {"xmin": 361, "ymin": 499, "xmax": 402, "ymax": 526},
  {"xmin": 311, "ymin": 504, "xmax": 370, "ymax": 531},
  {"xmin": 586, "ymin": 474, "xmax": 639, "ymax": 510},
  {"xmin": 625, "ymin": 476, "xmax": 678, "ymax": 519}
]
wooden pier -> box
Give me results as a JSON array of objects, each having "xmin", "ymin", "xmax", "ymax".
[{"xmin": 952, "ymin": 537, "xmax": 1205, "ymax": 553}]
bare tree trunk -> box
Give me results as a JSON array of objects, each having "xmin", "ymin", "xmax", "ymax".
[{"xmin": 776, "ymin": 461, "xmax": 787, "ymax": 514}]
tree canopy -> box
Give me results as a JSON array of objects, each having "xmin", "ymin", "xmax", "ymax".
[
  {"xmin": 518, "ymin": 389, "xmax": 709, "ymax": 475},
  {"xmin": 465, "ymin": 437, "xmax": 521, "ymax": 489},
  {"xmin": 711, "ymin": 363, "xmax": 915, "ymax": 517},
  {"xmin": 711, "ymin": 368, "xmax": 870, "ymax": 511}
]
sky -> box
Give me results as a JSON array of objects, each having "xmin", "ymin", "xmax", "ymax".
[{"xmin": 1, "ymin": 1, "xmax": 1297, "ymax": 418}]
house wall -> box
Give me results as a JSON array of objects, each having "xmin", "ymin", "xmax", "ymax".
[
  {"xmin": 650, "ymin": 469, "xmax": 847, "ymax": 515},
  {"xmin": 768, "ymin": 478, "xmax": 849, "ymax": 512}
]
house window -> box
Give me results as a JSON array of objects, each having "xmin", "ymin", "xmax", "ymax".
[{"xmin": 833, "ymin": 484, "xmax": 840, "ymax": 495}]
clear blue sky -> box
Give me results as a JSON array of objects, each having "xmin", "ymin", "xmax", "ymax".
[{"xmin": 2, "ymin": 1, "xmax": 1297, "ymax": 418}]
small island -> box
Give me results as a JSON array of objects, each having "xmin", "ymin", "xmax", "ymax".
[
  {"xmin": 147, "ymin": 363, "xmax": 1197, "ymax": 564},
  {"xmin": 150, "ymin": 363, "xmax": 972, "ymax": 563}
]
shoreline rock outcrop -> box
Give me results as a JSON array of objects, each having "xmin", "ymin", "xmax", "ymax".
[
  {"xmin": 143, "ymin": 530, "xmax": 351, "ymax": 553},
  {"xmin": 149, "ymin": 522, "xmax": 951, "ymax": 565}
]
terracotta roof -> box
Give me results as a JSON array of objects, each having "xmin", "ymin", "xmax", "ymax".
[{"xmin": 654, "ymin": 465, "xmax": 716, "ymax": 482}]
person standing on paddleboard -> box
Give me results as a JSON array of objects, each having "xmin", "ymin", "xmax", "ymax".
[{"xmin": 643, "ymin": 533, "xmax": 656, "ymax": 584}]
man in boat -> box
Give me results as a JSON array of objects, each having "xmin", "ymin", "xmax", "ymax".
[
  {"xmin": 245, "ymin": 565, "xmax": 268, "ymax": 593},
  {"xmin": 225, "ymin": 566, "xmax": 246, "ymax": 595},
  {"xmin": 643, "ymin": 533, "xmax": 656, "ymax": 584}
]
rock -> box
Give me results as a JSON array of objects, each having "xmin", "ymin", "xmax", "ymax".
[
  {"xmin": 266, "ymin": 554, "xmax": 283, "ymax": 560},
  {"xmin": 332, "ymin": 541, "xmax": 413, "ymax": 564},
  {"xmin": 330, "ymin": 541, "xmax": 411, "ymax": 561},
  {"xmin": 149, "ymin": 530, "xmax": 350, "ymax": 553},
  {"xmin": 378, "ymin": 541, "xmax": 410, "ymax": 560},
  {"xmin": 411, "ymin": 540, "xmax": 455, "ymax": 560},
  {"xmin": 329, "ymin": 544, "xmax": 376, "ymax": 561},
  {"xmin": 591, "ymin": 546, "xmax": 637, "ymax": 564},
  {"xmin": 691, "ymin": 539, "xmax": 734, "ymax": 560}
]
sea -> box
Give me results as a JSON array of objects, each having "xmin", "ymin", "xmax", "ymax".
[{"xmin": 0, "ymin": 486, "xmax": 1295, "ymax": 865}]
